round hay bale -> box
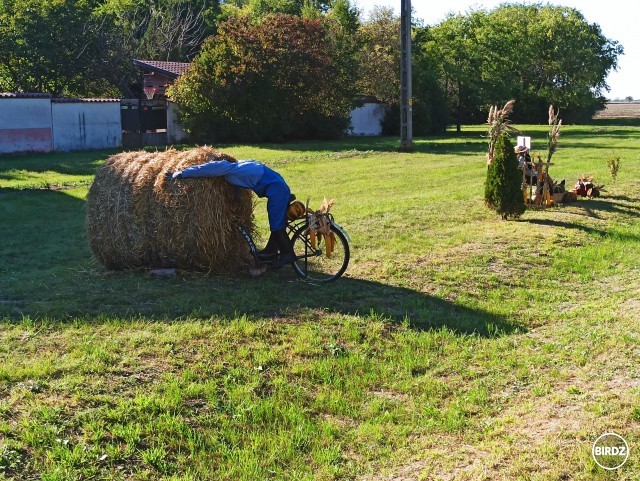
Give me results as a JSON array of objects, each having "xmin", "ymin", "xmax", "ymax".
[{"xmin": 86, "ymin": 147, "xmax": 254, "ymax": 273}]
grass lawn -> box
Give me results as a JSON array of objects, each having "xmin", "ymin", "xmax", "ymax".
[{"xmin": 0, "ymin": 123, "xmax": 639, "ymax": 480}]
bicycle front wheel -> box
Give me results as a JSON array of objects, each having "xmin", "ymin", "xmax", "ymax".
[{"xmin": 291, "ymin": 223, "xmax": 350, "ymax": 283}]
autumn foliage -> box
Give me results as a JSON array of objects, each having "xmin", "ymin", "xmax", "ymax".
[{"xmin": 170, "ymin": 14, "xmax": 357, "ymax": 142}]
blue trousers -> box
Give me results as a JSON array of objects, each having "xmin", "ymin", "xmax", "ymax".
[{"xmin": 254, "ymin": 167, "xmax": 290, "ymax": 232}]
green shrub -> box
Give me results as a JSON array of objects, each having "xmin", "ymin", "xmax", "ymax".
[
  {"xmin": 169, "ymin": 14, "xmax": 357, "ymax": 143},
  {"xmin": 484, "ymin": 134, "xmax": 525, "ymax": 219}
]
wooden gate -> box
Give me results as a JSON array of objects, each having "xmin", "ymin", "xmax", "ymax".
[{"xmin": 120, "ymin": 98, "xmax": 168, "ymax": 148}]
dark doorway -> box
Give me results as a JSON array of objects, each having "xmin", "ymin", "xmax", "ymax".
[{"xmin": 121, "ymin": 99, "xmax": 168, "ymax": 148}]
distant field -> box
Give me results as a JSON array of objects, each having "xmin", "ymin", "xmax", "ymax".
[{"xmin": 594, "ymin": 102, "xmax": 640, "ymax": 118}]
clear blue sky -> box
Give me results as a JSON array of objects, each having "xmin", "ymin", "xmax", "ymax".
[{"xmin": 356, "ymin": 0, "xmax": 638, "ymax": 100}]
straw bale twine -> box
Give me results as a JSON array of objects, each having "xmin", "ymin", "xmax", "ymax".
[{"xmin": 86, "ymin": 147, "xmax": 254, "ymax": 273}]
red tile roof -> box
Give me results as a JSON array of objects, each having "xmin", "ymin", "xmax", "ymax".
[{"xmin": 133, "ymin": 59, "xmax": 191, "ymax": 78}]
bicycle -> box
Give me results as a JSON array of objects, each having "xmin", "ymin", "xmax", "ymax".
[{"xmin": 238, "ymin": 195, "xmax": 351, "ymax": 283}]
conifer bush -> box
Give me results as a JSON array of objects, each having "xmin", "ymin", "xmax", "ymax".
[{"xmin": 484, "ymin": 134, "xmax": 526, "ymax": 220}]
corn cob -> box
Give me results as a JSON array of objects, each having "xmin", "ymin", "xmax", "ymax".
[
  {"xmin": 307, "ymin": 197, "xmax": 337, "ymax": 257},
  {"xmin": 309, "ymin": 229, "xmax": 317, "ymax": 249},
  {"xmin": 326, "ymin": 231, "xmax": 335, "ymax": 258}
]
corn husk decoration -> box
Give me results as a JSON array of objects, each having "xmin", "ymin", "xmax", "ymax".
[
  {"xmin": 547, "ymin": 105, "xmax": 562, "ymax": 162},
  {"xmin": 307, "ymin": 197, "xmax": 336, "ymax": 258},
  {"xmin": 486, "ymin": 100, "xmax": 519, "ymax": 166},
  {"xmin": 579, "ymin": 174, "xmax": 594, "ymax": 183}
]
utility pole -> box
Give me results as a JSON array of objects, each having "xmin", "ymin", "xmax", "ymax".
[{"xmin": 399, "ymin": 0, "xmax": 412, "ymax": 150}]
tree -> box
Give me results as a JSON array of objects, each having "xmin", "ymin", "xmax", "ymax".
[
  {"xmin": 97, "ymin": 0, "xmax": 220, "ymax": 61},
  {"xmin": 137, "ymin": 1, "xmax": 211, "ymax": 61},
  {"xmin": 0, "ymin": 0, "xmax": 221, "ymax": 96},
  {"xmin": 92, "ymin": 0, "xmax": 220, "ymax": 96},
  {"xmin": 425, "ymin": 12, "xmax": 486, "ymax": 131},
  {"xmin": 478, "ymin": 4, "xmax": 622, "ymax": 122},
  {"xmin": 424, "ymin": 4, "xmax": 623, "ymax": 125},
  {"xmin": 355, "ymin": 9, "xmax": 448, "ymax": 135},
  {"xmin": 484, "ymin": 134, "xmax": 525, "ymax": 220},
  {"xmin": 322, "ymin": 0, "xmax": 361, "ymax": 114},
  {"xmin": 0, "ymin": 0, "xmax": 99, "ymax": 95},
  {"xmin": 325, "ymin": 0, "xmax": 360, "ymax": 40},
  {"xmin": 169, "ymin": 14, "xmax": 358, "ymax": 142},
  {"xmin": 412, "ymin": 26, "xmax": 450, "ymax": 135},
  {"xmin": 526, "ymin": 5, "xmax": 622, "ymax": 121},
  {"xmin": 220, "ymin": 0, "xmax": 332, "ymax": 19},
  {"xmin": 356, "ymin": 7, "xmax": 399, "ymax": 105}
]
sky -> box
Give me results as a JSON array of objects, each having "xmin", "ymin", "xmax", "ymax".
[{"xmin": 355, "ymin": 0, "xmax": 639, "ymax": 100}]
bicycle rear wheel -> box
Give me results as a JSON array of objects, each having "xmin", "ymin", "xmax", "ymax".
[{"xmin": 291, "ymin": 223, "xmax": 350, "ymax": 283}]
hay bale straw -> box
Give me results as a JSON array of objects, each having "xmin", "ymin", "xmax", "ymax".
[
  {"xmin": 563, "ymin": 191, "xmax": 578, "ymax": 204},
  {"xmin": 86, "ymin": 147, "xmax": 254, "ymax": 273}
]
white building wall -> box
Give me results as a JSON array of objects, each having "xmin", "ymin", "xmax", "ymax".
[
  {"xmin": 167, "ymin": 101, "xmax": 188, "ymax": 144},
  {"xmin": 0, "ymin": 97, "xmax": 53, "ymax": 153},
  {"xmin": 1, "ymin": 96, "xmax": 388, "ymax": 153},
  {"xmin": 52, "ymin": 101, "xmax": 122, "ymax": 151},
  {"xmin": 349, "ymin": 102, "xmax": 386, "ymax": 136}
]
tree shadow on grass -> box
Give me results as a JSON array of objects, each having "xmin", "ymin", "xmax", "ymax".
[
  {"xmin": 583, "ymin": 198, "xmax": 640, "ymax": 217},
  {"xmin": 551, "ymin": 142, "xmax": 640, "ymax": 151},
  {"xmin": 5, "ymin": 271, "xmax": 525, "ymax": 339},
  {"xmin": 542, "ymin": 196, "xmax": 640, "ymax": 220},
  {"xmin": 0, "ymin": 136, "xmax": 487, "ymax": 185},
  {"xmin": 605, "ymin": 194, "xmax": 640, "ymax": 208},
  {"xmin": 202, "ymin": 274, "xmax": 525, "ymax": 338},
  {"xmin": 586, "ymin": 118, "xmax": 640, "ymax": 128},
  {"xmin": 559, "ymin": 126, "xmax": 640, "ymax": 138},
  {"xmin": 0, "ymin": 189, "xmax": 523, "ymax": 338},
  {"xmin": 525, "ymin": 218, "xmax": 606, "ymax": 236},
  {"xmin": 0, "ymin": 149, "xmax": 116, "ymax": 178},
  {"xmin": 2, "ymin": 253, "xmax": 525, "ymax": 338},
  {"xmin": 524, "ymin": 217, "xmax": 640, "ymax": 243},
  {"xmin": 181, "ymin": 132, "xmax": 487, "ymax": 156}
]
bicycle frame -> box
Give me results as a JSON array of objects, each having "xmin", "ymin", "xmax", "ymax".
[
  {"xmin": 237, "ymin": 216, "xmax": 319, "ymax": 268},
  {"xmin": 238, "ymin": 212, "xmax": 349, "ymax": 268},
  {"xmin": 287, "ymin": 216, "xmax": 317, "ymax": 274},
  {"xmin": 237, "ymin": 219, "xmax": 311, "ymax": 268},
  {"xmin": 237, "ymin": 224, "xmax": 260, "ymax": 264}
]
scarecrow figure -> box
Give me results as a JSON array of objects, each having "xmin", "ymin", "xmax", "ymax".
[{"xmin": 166, "ymin": 159, "xmax": 296, "ymax": 269}]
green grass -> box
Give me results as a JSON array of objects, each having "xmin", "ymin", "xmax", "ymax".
[{"xmin": 1, "ymin": 123, "xmax": 639, "ymax": 480}]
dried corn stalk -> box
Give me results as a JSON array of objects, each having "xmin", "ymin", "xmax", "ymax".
[
  {"xmin": 547, "ymin": 105, "xmax": 562, "ymax": 162},
  {"xmin": 486, "ymin": 100, "xmax": 519, "ymax": 166}
]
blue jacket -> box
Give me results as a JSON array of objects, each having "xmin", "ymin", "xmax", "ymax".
[
  {"xmin": 179, "ymin": 159, "xmax": 265, "ymax": 191},
  {"xmin": 177, "ymin": 158, "xmax": 290, "ymax": 231}
]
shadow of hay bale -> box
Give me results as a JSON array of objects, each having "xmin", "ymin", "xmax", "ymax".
[{"xmin": 86, "ymin": 147, "xmax": 254, "ymax": 273}]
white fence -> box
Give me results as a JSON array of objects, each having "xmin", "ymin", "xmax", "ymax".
[
  {"xmin": 0, "ymin": 94, "xmax": 385, "ymax": 154},
  {"xmin": 0, "ymin": 95, "xmax": 53, "ymax": 153},
  {"xmin": 52, "ymin": 99, "xmax": 122, "ymax": 151},
  {"xmin": 0, "ymin": 94, "xmax": 123, "ymax": 154}
]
